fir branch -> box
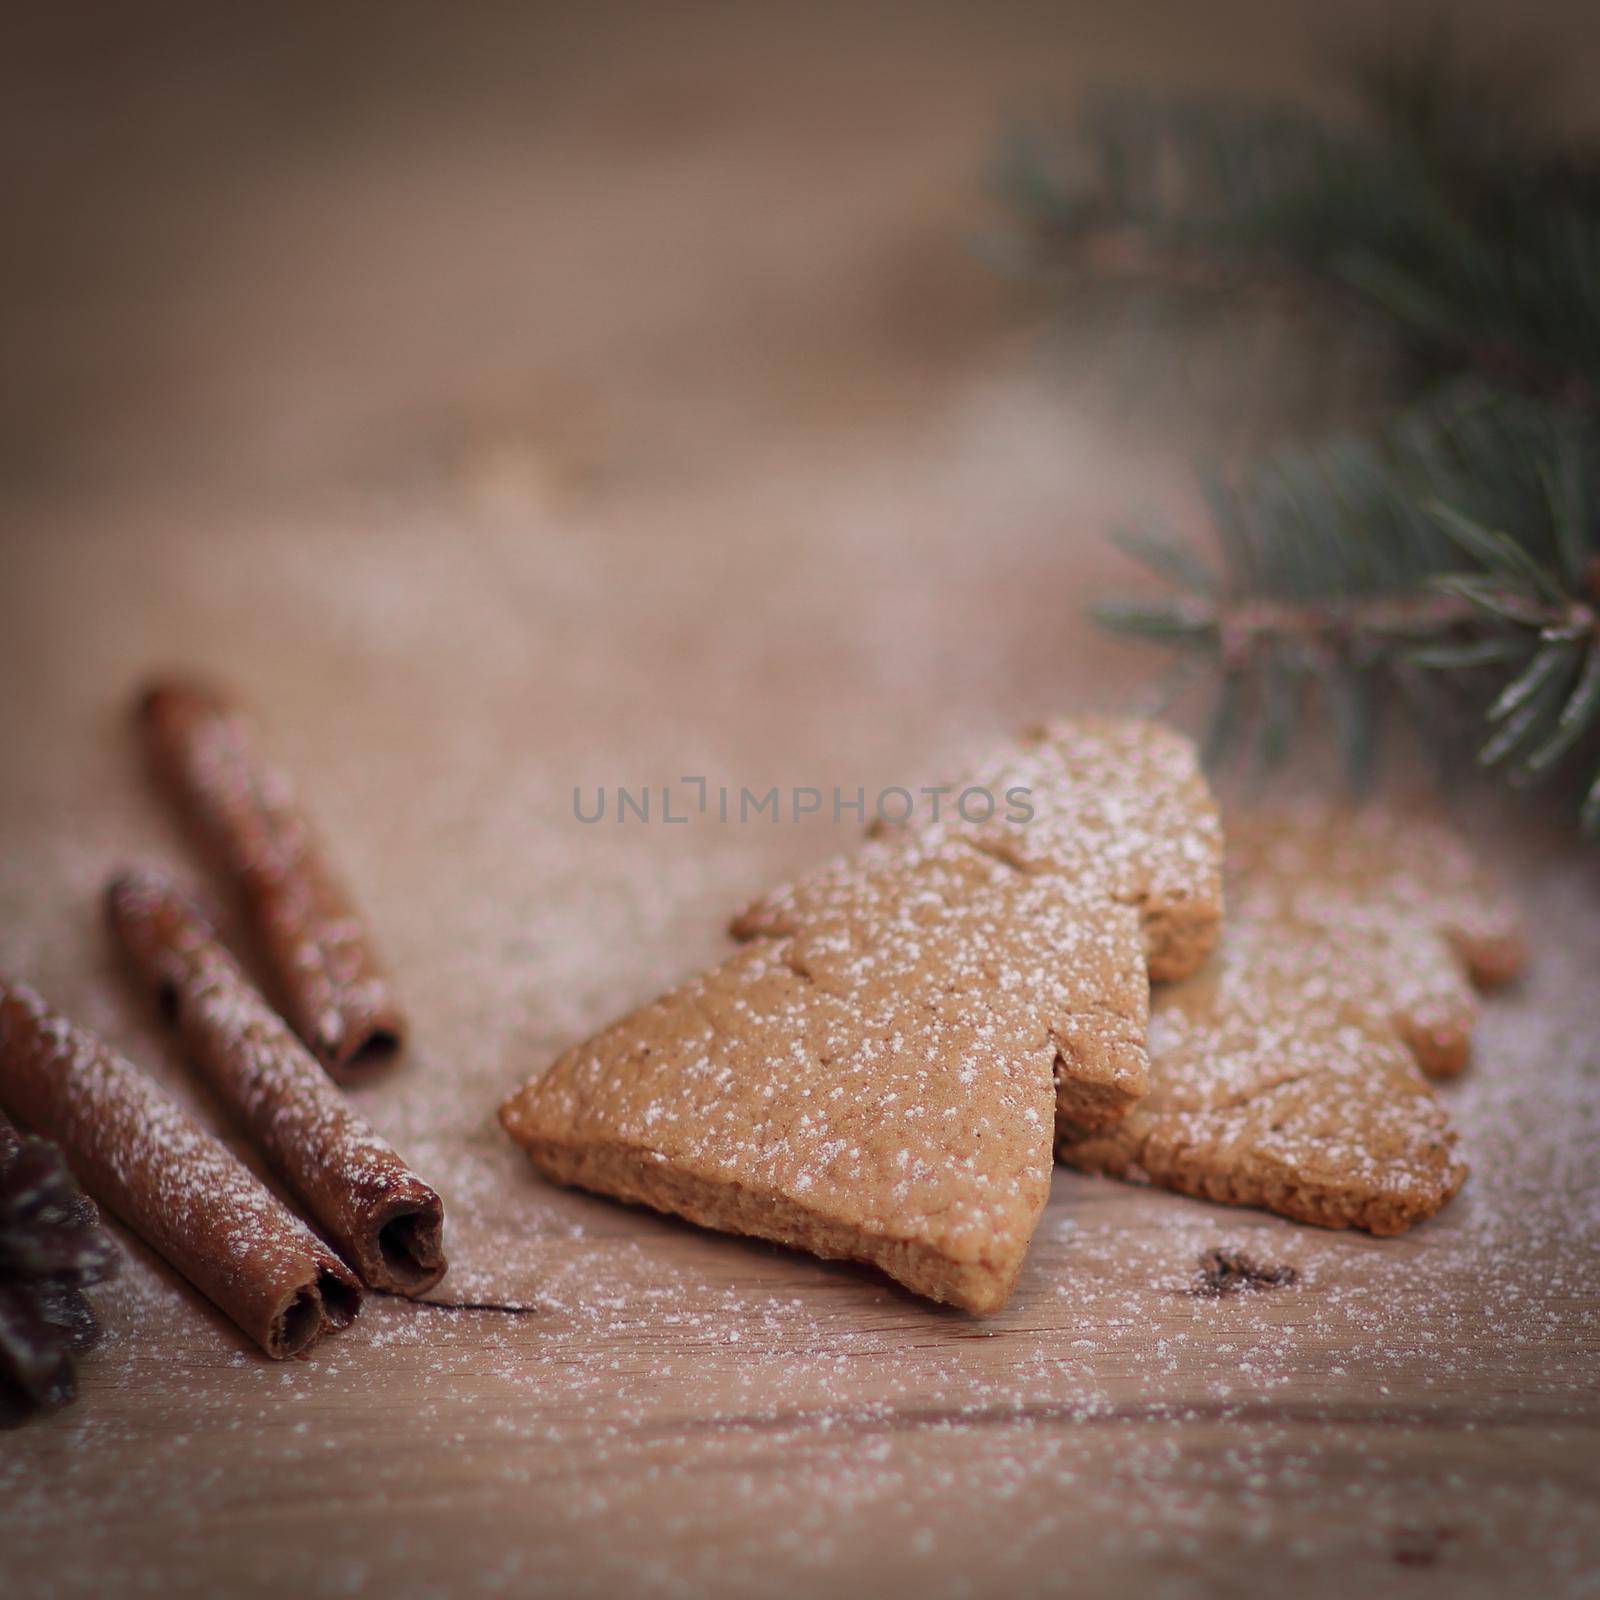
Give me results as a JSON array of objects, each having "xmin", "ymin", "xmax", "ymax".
[
  {"xmin": 1006, "ymin": 32, "xmax": 1600, "ymax": 832},
  {"xmin": 995, "ymin": 36, "xmax": 1600, "ymax": 406},
  {"xmin": 1096, "ymin": 390, "xmax": 1600, "ymax": 828}
]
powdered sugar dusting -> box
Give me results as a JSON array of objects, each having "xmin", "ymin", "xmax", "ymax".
[
  {"xmin": 6, "ymin": 721, "xmax": 1591, "ymax": 1598},
  {"xmin": 1065, "ymin": 805, "xmax": 1530, "ymax": 1233},
  {"xmin": 501, "ymin": 720, "xmax": 1221, "ymax": 1311},
  {"xmin": 108, "ymin": 867, "xmax": 444, "ymax": 1292},
  {"xmin": 141, "ymin": 682, "xmax": 405, "ymax": 1073},
  {"xmin": 0, "ymin": 225, "xmax": 1594, "ymax": 1599},
  {"xmin": 0, "ymin": 981, "xmax": 355, "ymax": 1353}
]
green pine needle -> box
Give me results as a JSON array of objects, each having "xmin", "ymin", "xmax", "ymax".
[
  {"xmin": 1523, "ymin": 643, "xmax": 1600, "ymax": 772},
  {"xmin": 1007, "ymin": 34, "xmax": 1600, "ymax": 833},
  {"xmin": 1487, "ymin": 640, "xmax": 1576, "ymax": 722}
]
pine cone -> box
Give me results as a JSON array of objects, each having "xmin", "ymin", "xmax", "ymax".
[{"xmin": 0, "ymin": 1110, "xmax": 119, "ymax": 1426}]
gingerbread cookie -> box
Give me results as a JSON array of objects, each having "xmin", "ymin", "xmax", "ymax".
[
  {"xmin": 500, "ymin": 720, "xmax": 1222, "ymax": 1313},
  {"xmin": 1060, "ymin": 805, "xmax": 1526, "ymax": 1235}
]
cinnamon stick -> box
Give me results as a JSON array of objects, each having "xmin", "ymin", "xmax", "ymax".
[
  {"xmin": 0, "ymin": 982, "xmax": 361, "ymax": 1359},
  {"xmin": 107, "ymin": 867, "xmax": 447, "ymax": 1296},
  {"xmin": 136, "ymin": 679, "xmax": 405, "ymax": 1081}
]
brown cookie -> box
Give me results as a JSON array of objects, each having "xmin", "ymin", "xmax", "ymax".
[
  {"xmin": 500, "ymin": 720, "xmax": 1222, "ymax": 1313},
  {"xmin": 1060, "ymin": 805, "xmax": 1526, "ymax": 1236}
]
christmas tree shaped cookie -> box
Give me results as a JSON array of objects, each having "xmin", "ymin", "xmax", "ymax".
[
  {"xmin": 500, "ymin": 720, "xmax": 1222, "ymax": 1312},
  {"xmin": 1060, "ymin": 805, "xmax": 1525, "ymax": 1234}
]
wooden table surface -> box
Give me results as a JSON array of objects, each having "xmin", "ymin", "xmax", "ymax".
[{"xmin": 3, "ymin": 5, "xmax": 1597, "ymax": 1596}]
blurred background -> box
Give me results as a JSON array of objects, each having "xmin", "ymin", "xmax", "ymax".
[
  {"xmin": 7, "ymin": 0, "xmax": 1600, "ymax": 1041},
  {"xmin": 7, "ymin": 0, "xmax": 1595, "ymax": 496},
  {"xmin": 6, "ymin": 0, "xmax": 1594, "ymax": 759}
]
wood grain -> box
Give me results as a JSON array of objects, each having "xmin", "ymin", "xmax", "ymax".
[{"xmin": 2, "ymin": 4, "xmax": 1597, "ymax": 1597}]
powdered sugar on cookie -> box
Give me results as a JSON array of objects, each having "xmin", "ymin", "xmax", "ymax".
[
  {"xmin": 1062, "ymin": 804, "xmax": 1526, "ymax": 1234},
  {"xmin": 500, "ymin": 719, "xmax": 1222, "ymax": 1311}
]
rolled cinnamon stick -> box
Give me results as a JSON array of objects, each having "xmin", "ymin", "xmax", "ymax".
[
  {"xmin": 107, "ymin": 867, "xmax": 447, "ymax": 1296},
  {"xmin": 136, "ymin": 678, "xmax": 405, "ymax": 1081},
  {"xmin": 0, "ymin": 982, "xmax": 361, "ymax": 1359}
]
